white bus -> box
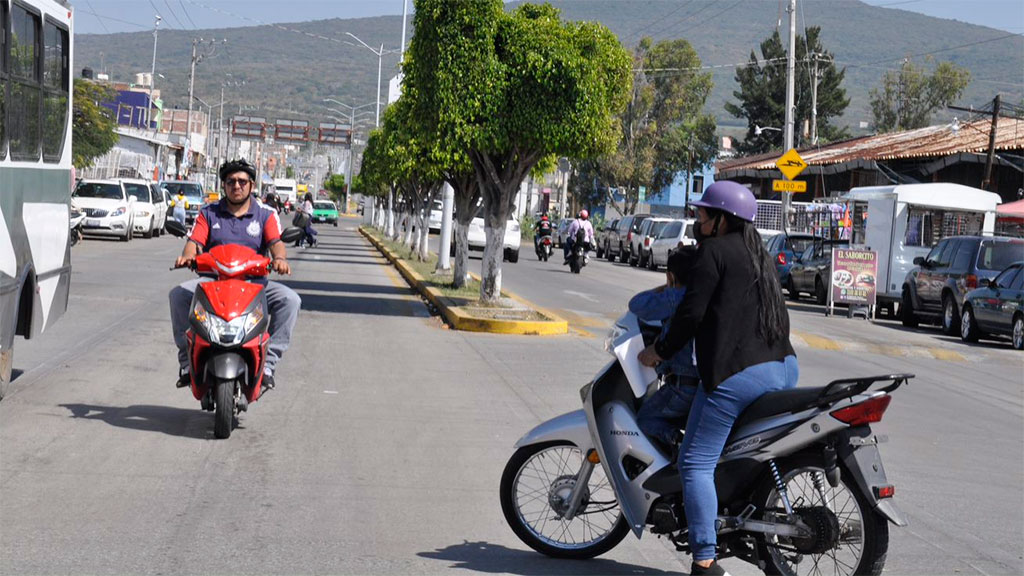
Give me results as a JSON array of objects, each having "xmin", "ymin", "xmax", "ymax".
[{"xmin": 0, "ymin": 0, "xmax": 73, "ymax": 399}]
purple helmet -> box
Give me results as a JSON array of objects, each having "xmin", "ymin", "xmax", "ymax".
[{"xmin": 691, "ymin": 180, "xmax": 757, "ymax": 222}]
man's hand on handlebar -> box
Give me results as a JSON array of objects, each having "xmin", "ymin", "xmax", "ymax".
[
  {"xmin": 271, "ymin": 258, "xmax": 291, "ymax": 275},
  {"xmin": 174, "ymin": 256, "xmax": 196, "ymax": 270}
]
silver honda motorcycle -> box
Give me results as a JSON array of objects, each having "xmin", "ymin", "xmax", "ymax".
[{"xmin": 500, "ymin": 312, "xmax": 909, "ymax": 575}]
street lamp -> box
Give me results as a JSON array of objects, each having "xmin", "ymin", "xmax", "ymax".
[
  {"xmin": 147, "ymin": 15, "xmax": 160, "ymax": 130},
  {"xmin": 343, "ymin": 33, "xmax": 400, "ymax": 127},
  {"xmin": 321, "ymin": 98, "xmax": 377, "ymax": 212},
  {"xmin": 754, "ymin": 124, "xmax": 782, "ymax": 137}
]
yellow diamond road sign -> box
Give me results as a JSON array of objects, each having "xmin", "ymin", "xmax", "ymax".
[{"xmin": 775, "ymin": 148, "xmax": 808, "ymax": 181}]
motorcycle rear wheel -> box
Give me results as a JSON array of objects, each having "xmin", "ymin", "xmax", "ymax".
[
  {"xmin": 500, "ymin": 441, "xmax": 629, "ymax": 559},
  {"xmin": 213, "ymin": 379, "xmax": 236, "ymax": 439},
  {"xmin": 755, "ymin": 455, "xmax": 889, "ymax": 576}
]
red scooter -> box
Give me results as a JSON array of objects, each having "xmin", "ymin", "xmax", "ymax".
[{"xmin": 167, "ymin": 220, "xmax": 300, "ymax": 438}]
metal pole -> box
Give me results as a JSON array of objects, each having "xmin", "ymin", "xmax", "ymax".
[
  {"xmin": 186, "ymin": 39, "xmax": 197, "ymax": 180},
  {"xmin": 438, "ymin": 182, "xmax": 454, "ymax": 271},
  {"xmin": 782, "ymin": 0, "xmax": 796, "ymax": 234},
  {"xmin": 344, "ymin": 107, "xmax": 355, "ymax": 214},
  {"xmin": 218, "ymin": 85, "xmax": 225, "ymax": 166},
  {"xmin": 400, "ymin": 0, "xmax": 408, "ymax": 57},
  {"xmin": 811, "ymin": 54, "xmax": 819, "ymax": 145},
  {"xmin": 148, "ymin": 16, "xmax": 160, "ymax": 129},
  {"xmin": 982, "ymin": 94, "xmax": 1001, "ymax": 191},
  {"xmin": 375, "ymin": 45, "xmax": 383, "ymax": 126}
]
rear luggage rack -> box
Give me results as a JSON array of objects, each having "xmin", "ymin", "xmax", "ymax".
[{"xmin": 815, "ymin": 374, "xmax": 913, "ymax": 408}]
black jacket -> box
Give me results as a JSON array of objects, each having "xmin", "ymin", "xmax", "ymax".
[{"xmin": 654, "ymin": 231, "xmax": 795, "ymax": 393}]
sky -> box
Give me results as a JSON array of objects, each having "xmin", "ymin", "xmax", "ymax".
[{"xmin": 74, "ymin": 0, "xmax": 1024, "ymax": 35}]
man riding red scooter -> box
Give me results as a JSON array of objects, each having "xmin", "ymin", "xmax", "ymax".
[{"xmin": 166, "ymin": 159, "xmax": 302, "ymax": 438}]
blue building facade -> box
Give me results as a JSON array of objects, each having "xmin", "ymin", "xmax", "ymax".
[{"xmin": 647, "ymin": 164, "xmax": 716, "ymax": 211}]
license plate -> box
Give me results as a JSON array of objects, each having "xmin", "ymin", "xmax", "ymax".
[
  {"xmin": 85, "ymin": 218, "xmax": 101, "ymax": 227},
  {"xmin": 316, "ymin": 217, "xmax": 325, "ymax": 222}
]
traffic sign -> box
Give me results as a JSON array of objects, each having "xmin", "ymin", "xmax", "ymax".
[
  {"xmin": 773, "ymin": 179, "xmax": 807, "ymax": 193},
  {"xmin": 775, "ymin": 148, "xmax": 808, "ymax": 181}
]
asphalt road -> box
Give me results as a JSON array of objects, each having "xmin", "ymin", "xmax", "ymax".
[{"xmin": 0, "ymin": 221, "xmax": 1021, "ymax": 575}]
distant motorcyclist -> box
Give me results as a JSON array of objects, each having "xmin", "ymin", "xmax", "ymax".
[
  {"xmin": 534, "ymin": 214, "xmax": 553, "ymax": 252},
  {"xmin": 169, "ymin": 159, "xmax": 300, "ymax": 392},
  {"xmin": 563, "ymin": 209, "xmax": 595, "ymax": 265}
]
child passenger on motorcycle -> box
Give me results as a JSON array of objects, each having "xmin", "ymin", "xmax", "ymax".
[{"xmin": 629, "ymin": 247, "xmax": 699, "ymax": 451}]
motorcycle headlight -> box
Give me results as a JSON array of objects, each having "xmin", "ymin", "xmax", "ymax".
[
  {"xmin": 193, "ymin": 301, "xmax": 263, "ymax": 346},
  {"xmin": 110, "ymin": 207, "xmax": 126, "ymax": 217},
  {"xmin": 603, "ymin": 323, "xmax": 628, "ymax": 355}
]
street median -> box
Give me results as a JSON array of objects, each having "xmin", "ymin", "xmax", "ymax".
[{"xmin": 359, "ymin": 227, "xmax": 568, "ymax": 335}]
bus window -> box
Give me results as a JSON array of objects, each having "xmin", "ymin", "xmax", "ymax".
[
  {"xmin": 10, "ymin": 4, "xmax": 41, "ymax": 161},
  {"xmin": 42, "ymin": 19, "xmax": 68, "ymax": 162}
]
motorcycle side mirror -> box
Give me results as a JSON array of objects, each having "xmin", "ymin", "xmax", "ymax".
[
  {"xmin": 165, "ymin": 219, "xmax": 188, "ymax": 238},
  {"xmin": 280, "ymin": 227, "xmax": 304, "ymax": 244}
]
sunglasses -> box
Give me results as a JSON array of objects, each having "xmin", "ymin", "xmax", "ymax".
[{"xmin": 224, "ymin": 178, "xmax": 251, "ymax": 187}]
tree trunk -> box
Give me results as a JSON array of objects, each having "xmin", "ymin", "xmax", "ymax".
[
  {"xmin": 480, "ymin": 213, "xmax": 508, "ymax": 302},
  {"xmin": 403, "ymin": 210, "xmax": 415, "ymax": 247},
  {"xmin": 386, "ymin": 188, "xmax": 396, "ymax": 239},
  {"xmin": 452, "ymin": 219, "xmax": 471, "ymax": 289}
]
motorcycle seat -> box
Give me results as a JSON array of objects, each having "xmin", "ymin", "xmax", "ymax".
[{"xmin": 733, "ymin": 386, "xmax": 826, "ymax": 429}]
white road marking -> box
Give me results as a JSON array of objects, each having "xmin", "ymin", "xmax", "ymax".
[{"xmin": 563, "ymin": 290, "xmax": 599, "ymax": 303}]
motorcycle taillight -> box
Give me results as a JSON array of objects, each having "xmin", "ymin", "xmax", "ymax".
[{"xmin": 830, "ymin": 395, "xmax": 892, "ymax": 426}]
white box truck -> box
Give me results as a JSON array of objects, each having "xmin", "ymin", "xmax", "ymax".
[
  {"xmin": 273, "ymin": 178, "xmax": 297, "ymax": 210},
  {"xmin": 840, "ymin": 183, "xmax": 1001, "ymax": 311}
]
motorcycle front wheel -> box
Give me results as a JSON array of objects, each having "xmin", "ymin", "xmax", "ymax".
[
  {"xmin": 213, "ymin": 379, "xmax": 236, "ymax": 439},
  {"xmin": 500, "ymin": 441, "xmax": 629, "ymax": 559},
  {"xmin": 755, "ymin": 455, "xmax": 889, "ymax": 576}
]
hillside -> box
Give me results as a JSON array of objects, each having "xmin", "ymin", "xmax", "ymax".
[{"xmin": 75, "ymin": 0, "xmax": 1023, "ymax": 135}]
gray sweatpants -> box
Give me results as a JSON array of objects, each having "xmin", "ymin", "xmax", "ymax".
[{"xmin": 169, "ymin": 278, "xmax": 301, "ymax": 376}]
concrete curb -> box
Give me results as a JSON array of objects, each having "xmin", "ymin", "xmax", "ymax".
[{"xmin": 359, "ymin": 227, "xmax": 569, "ymax": 335}]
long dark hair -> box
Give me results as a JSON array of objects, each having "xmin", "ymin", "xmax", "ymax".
[{"xmin": 721, "ymin": 212, "xmax": 788, "ymax": 345}]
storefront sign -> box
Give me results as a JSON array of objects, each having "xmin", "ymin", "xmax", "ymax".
[{"xmin": 831, "ymin": 249, "xmax": 878, "ymax": 306}]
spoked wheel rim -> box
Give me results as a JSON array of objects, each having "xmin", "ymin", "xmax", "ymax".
[
  {"xmin": 763, "ymin": 467, "xmax": 867, "ymax": 576},
  {"xmin": 961, "ymin": 309, "xmax": 972, "ymax": 340},
  {"xmin": 511, "ymin": 445, "xmax": 622, "ymax": 550},
  {"xmin": 1013, "ymin": 317, "xmax": 1023, "ymax": 349},
  {"xmin": 944, "ymin": 299, "xmax": 956, "ymax": 331}
]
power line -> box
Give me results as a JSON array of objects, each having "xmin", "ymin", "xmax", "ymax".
[
  {"xmin": 162, "ymin": 0, "xmax": 187, "ymax": 29},
  {"xmin": 85, "ymin": 0, "xmax": 110, "ymax": 34},
  {"xmin": 147, "ymin": 0, "xmax": 175, "ymax": 30},
  {"xmin": 177, "ymin": 0, "xmax": 198, "ymax": 29},
  {"xmin": 76, "ymin": 8, "xmax": 147, "ymax": 30},
  {"xmin": 623, "ymin": 0, "xmax": 695, "ymax": 44},
  {"xmin": 861, "ymin": 32, "xmax": 1022, "ymax": 67}
]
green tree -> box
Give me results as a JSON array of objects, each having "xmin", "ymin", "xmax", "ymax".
[
  {"xmin": 72, "ymin": 79, "xmax": 118, "ymax": 169},
  {"xmin": 596, "ymin": 37, "xmax": 717, "ymax": 215},
  {"xmin": 869, "ymin": 59, "xmax": 971, "ymax": 132},
  {"xmin": 726, "ymin": 27, "xmax": 850, "ymax": 154},
  {"xmin": 323, "ymin": 173, "xmax": 346, "ymax": 205},
  {"xmin": 285, "ymin": 165, "xmax": 295, "ymax": 178},
  {"xmin": 404, "ymin": 0, "xmax": 631, "ymax": 302}
]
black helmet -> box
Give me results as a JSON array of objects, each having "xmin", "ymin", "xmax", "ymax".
[{"xmin": 218, "ymin": 159, "xmax": 257, "ymax": 182}]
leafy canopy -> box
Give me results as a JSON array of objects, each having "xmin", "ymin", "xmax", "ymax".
[
  {"xmin": 869, "ymin": 58, "xmax": 970, "ymax": 132},
  {"xmin": 72, "ymin": 79, "xmax": 119, "ymax": 169}
]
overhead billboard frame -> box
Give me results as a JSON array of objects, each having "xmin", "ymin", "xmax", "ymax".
[{"xmin": 231, "ymin": 115, "xmax": 267, "ymax": 141}]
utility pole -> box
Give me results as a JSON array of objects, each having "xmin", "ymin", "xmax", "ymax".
[
  {"xmin": 148, "ymin": 15, "xmax": 161, "ymax": 130},
  {"xmin": 400, "ymin": 0, "xmax": 409, "ymax": 57},
  {"xmin": 782, "ymin": 0, "xmax": 797, "ymax": 234},
  {"xmin": 982, "ymin": 94, "xmax": 1001, "ymax": 191},
  {"xmin": 185, "ymin": 38, "xmax": 223, "ymax": 180},
  {"xmin": 810, "ymin": 53, "xmax": 820, "ymax": 145}
]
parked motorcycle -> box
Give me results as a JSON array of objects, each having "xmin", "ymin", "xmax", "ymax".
[
  {"xmin": 536, "ymin": 235, "xmax": 553, "ymax": 261},
  {"xmin": 165, "ymin": 220, "xmax": 302, "ymax": 439},
  {"xmin": 500, "ymin": 311, "xmax": 909, "ymax": 575},
  {"xmin": 69, "ymin": 208, "xmax": 85, "ymax": 246}
]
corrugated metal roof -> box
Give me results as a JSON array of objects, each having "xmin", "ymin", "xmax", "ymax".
[{"xmin": 717, "ymin": 118, "xmax": 1024, "ymax": 175}]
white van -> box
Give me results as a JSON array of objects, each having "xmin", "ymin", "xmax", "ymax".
[
  {"xmin": 274, "ymin": 178, "xmax": 298, "ymax": 209},
  {"xmin": 841, "ymin": 183, "xmax": 1001, "ymax": 307}
]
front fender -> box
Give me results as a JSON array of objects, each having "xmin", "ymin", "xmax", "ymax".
[
  {"xmin": 209, "ymin": 352, "xmax": 247, "ymax": 381},
  {"xmin": 514, "ymin": 409, "xmax": 594, "ymax": 452}
]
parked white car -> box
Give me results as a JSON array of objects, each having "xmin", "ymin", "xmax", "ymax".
[
  {"xmin": 73, "ymin": 180, "xmax": 136, "ymax": 242},
  {"xmin": 122, "ymin": 179, "xmax": 162, "ymax": 238},
  {"xmin": 467, "ymin": 213, "xmax": 522, "ymax": 263},
  {"xmin": 636, "ymin": 217, "xmax": 673, "ymax": 268},
  {"xmin": 648, "ymin": 218, "xmax": 696, "ymax": 270},
  {"xmin": 149, "ymin": 182, "xmax": 171, "ymax": 235},
  {"xmin": 428, "ymin": 199, "xmax": 443, "ymax": 232}
]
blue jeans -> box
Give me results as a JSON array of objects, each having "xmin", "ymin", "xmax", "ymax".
[
  {"xmin": 637, "ymin": 380, "xmax": 697, "ymax": 447},
  {"xmin": 679, "ymin": 355, "xmax": 799, "ymax": 561}
]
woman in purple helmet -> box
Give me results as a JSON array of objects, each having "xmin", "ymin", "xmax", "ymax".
[{"xmin": 639, "ymin": 180, "xmax": 798, "ymax": 576}]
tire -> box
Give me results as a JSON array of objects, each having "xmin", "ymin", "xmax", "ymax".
[
  {"xmin": 787, "ymin": 276, "xmax": 800, "ymax": 301},
  {"xmin": 1013, "ymin": 314, "xmax": 1023, "ymax": 351},
  {"xmin": 500, "ymin": 441, "xmax": 630, "ymax": 559},
  {"xmin": 508, "ymin": 249, "xmax": 519, "ymax": 264},
  {"xmin": 606, "ymin": 243, "xmax": 615, "ymax": 262},
  {"xmin": 143, "ymin": 217, "xmax": 154, "ymax": 239},
  {"xmin": 960, "ymin": 305, "xmax": 980, "ymax": 343},
  {"xmin": 213, "ymin": 379, "xmax": 235, "ymax": 439},
  {"xmin": 596, "ymin": 243, "xmax": 604, "ymax": 259},
  {"xmin": 648, "ymin": 254, "xmax": 657, "ymax": 271},
  {"xmin": 814, "ymin": 277, "xmax": 827, "ymax": 305},
  {"xmin": 121, "ymin": 224, "xmax": 131, "ymax": 242},
  {"xmin": 618, "ymin": 244, "xmax": 629, "ymax": 264},
  {"xmin": 756, "ymin": 454, "xmax": 890, "ymax": 576},
  {"xmin": 941, "ymin": 294, "xmax": 960, "ymax": 335},
  {"xmin": 901, "ymin": 289, "xmax": 918, "ymax": 328},
  {"xmin": 569, "ymin": 256, "xmax": 581, "ymax": 274}
]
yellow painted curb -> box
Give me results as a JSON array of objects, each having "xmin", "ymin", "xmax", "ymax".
[{"xmin": 359, "ymin": 227, "xmax": 568, "ymax": 335}]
